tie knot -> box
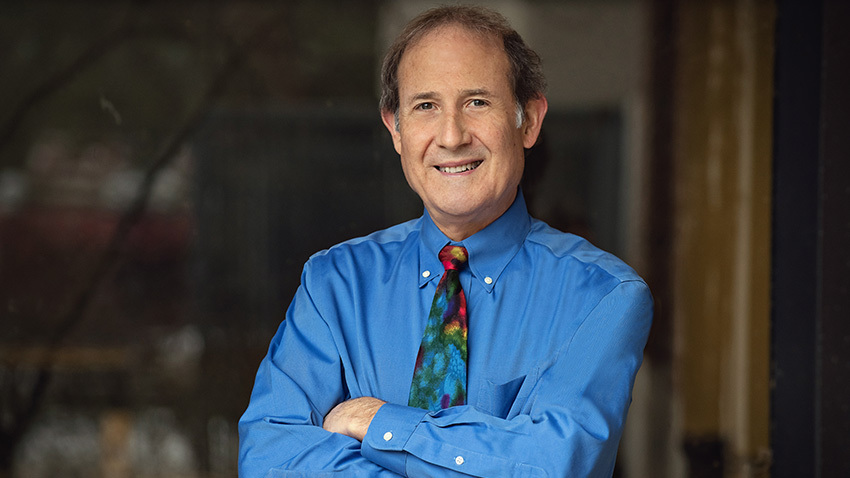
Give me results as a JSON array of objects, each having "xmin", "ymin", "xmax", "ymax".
[{"xmin": 439, "ymin": 245, "xmax": 468, "ymax": 271}]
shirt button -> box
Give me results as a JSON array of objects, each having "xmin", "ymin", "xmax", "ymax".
[
  {"xmin": 484, "ymin": 276, "xmax": 493, "ymax": 285},
  {"xmin": 383, "ymin": 431, "xmax": 393, "ymax": 441},
  {"xmin": 422, "ymin": 270, "xmax": 431, "ymax": 278},
  {"xmin": 455, "ymin": 456, "xmax": 464, "ymax": 465}
]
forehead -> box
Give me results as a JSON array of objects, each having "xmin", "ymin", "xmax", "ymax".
[{"xmin": 397, "ymin": 24, "xmax": 511, "ymax": 94}]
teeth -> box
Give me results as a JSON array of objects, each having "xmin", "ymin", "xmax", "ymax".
[{"xmin": 438, "ymin": 161, "xmax": 482, "ymax": 173}]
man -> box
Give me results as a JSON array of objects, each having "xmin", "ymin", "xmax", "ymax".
[{"xmin": 239, "ymin": 6, "xmax": 652, "ymax": 477}]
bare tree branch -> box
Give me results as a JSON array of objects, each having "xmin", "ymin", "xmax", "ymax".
[
  {"xmin": 0, "ymin": 8, "xmax": 289, "ymax": 467},
  {"xmin": 0, "ymin": 11, "xmax": 209, "ymax": 163},
  {"xmin": 0, "ymin": 13, "xmax": 130, "ymax": 160}
]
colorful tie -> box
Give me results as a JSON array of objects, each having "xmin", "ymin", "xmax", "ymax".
[{"xmin": 409, "ymin": 245, "xmax": 469, "ymax": 411}]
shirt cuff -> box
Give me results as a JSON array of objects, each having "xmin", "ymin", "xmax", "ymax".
[{"xmin": 361, "ymin": 403, "xmax": 429, "ymax": 476}]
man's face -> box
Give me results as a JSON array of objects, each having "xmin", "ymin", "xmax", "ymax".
[{"xmin": 381, "ymin": 24, "xmax": 546, "ymax": 240}]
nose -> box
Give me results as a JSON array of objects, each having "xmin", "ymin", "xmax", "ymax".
[{"xmin": 436, "ymin": 110, "xmax": 471, "ymax": 150}]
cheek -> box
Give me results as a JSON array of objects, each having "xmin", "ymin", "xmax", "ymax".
[
  {"xmin": 399, "ymin": 150, "xmax": 427, "ymax": 187},
  {"xmin": 398, "ymin": 126, "xmax": 430, "ymax": 154},
  {"xmin": 398, "ymin": 158, "xmax": 422, "ymax": 195},
  {"xmin": 484, "ymin": 117, "xmax": 521, "ymax": 146}
]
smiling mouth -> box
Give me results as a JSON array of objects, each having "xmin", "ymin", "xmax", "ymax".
[{"xmin": 436, "ymin": 160, "xmax": 483, "ymax": 174}]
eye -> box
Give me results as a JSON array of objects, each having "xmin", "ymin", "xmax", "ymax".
[
  {"xmin": 415, "ymin": 102, "xmax": 434, "ymax": 111},
  {"xmin": 469, "ymin": 99, "xmax": 489, "ymax": 108}
]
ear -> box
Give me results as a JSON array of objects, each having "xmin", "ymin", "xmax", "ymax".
[
  {"xmin": 521, "ymin": 95, "xmax": 548, "ymax": 149},
  {"xmin": 380, "ymin": 108, "xmax": 403, "ymax": 155}
]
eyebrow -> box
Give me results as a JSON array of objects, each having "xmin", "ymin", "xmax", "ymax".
[
  {"xmin": 461, "ymin": 88, "xmax": 493, "ymax": 98},
  {"xmin": 410, "ymin": 91, "xmax": 439, "ymax": 103},
  {"xmin": 408, "ymin": 88, "xmax": 493, "ymax": 103}
]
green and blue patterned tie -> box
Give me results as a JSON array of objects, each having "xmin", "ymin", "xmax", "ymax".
[{"xmin": 409, "ymin": 245, "xmax": 469, "ymax": 411}]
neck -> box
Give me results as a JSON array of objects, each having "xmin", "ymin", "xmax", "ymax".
[
  {"xmin": 434, "ymin": 221, "xmax": 487, "ymax": 242},
  {"xmin": 429, "ymin": 192, "xmax": 517, "ymax": 242}
]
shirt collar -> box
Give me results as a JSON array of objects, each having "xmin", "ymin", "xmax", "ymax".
[{"xmin": 418, "ymin": 189, "xmax": 531, "ymax": 292}]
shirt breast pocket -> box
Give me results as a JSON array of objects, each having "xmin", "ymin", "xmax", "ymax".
[{"xmin": 477, "ymin": 370, "xmax": 538, "ymax": 419}]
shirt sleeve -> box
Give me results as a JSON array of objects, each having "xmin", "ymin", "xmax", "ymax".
[
  {"xmin": 360, "ymin": 280, "xmax": 653, "ymax": 478},
  {"xmin": 237, "ymin": 270, "xmax": 403, "ymax": 477}
]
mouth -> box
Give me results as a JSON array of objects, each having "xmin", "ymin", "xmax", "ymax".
[{"xmin": 435, "ymin": 160, "xmax": 483, "ymax": 174}]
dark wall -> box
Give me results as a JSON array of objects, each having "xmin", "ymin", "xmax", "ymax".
[{"xmin": 771, "ymin": 0, "xmax": 850, "ymax": 476}]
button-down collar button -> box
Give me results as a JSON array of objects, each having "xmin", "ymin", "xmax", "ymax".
[
  {"xmin": 383, "ymin": 431, "xmax": 393, "ymax": 441},
  {"xmin": 484, "ymin": 276, "xmax": 493, "ymax": 285},
  {"xmin": 422, "ymin": 270, "xmax": 431, "ymax": 278},
  {"xmin": 455, "ymin": 456, "xmax": 464, "ymax": 465}
]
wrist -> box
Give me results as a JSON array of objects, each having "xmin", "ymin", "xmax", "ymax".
[{"xmin": 323, "ymin": 396, "xmax": 386, "ymax": 441}]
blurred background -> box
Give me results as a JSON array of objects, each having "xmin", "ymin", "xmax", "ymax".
[{"xmin": 0, "ymin": 0, "xmax": 846, "ymax": 477}]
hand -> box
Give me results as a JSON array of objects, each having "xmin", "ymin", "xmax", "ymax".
[{"xmin": 322, "ymin": 396, "xmax": 386, "ymax": 441}]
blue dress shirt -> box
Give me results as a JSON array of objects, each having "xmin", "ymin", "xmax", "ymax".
[{"xmin": 238, "ymin": 191, "xmax": 653, "ymax": 477}]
